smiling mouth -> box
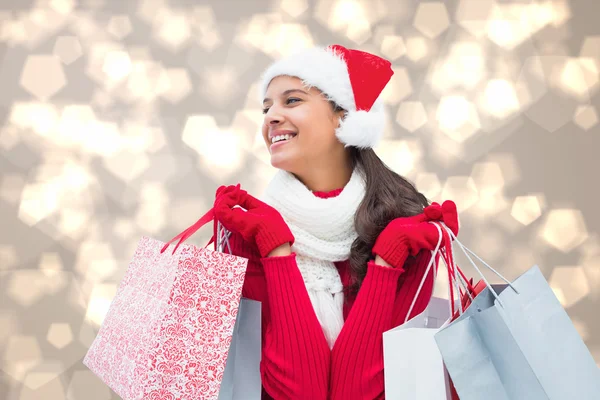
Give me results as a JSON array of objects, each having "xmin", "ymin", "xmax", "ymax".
[{"xmin": 270, "ymin": 133, "xmax": 297, "ymax": 145}]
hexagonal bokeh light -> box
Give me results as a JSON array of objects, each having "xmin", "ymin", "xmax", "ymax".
[{"xmin": 542, "ymin": 209, "xmax": 589, "ymax": 253}]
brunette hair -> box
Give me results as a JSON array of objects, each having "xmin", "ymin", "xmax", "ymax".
[{"xmin": 328, "ymin": 103, "xmax": 430, "ymax": 293}]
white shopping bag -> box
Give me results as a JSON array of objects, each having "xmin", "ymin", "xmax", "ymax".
[{"xmin": 383, "ymin": 223, "xmax": 456, "ymax": 400}]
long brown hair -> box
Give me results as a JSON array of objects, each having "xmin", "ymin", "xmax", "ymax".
[
  {"xmin": 347, "ymin": 147, "xmax": 430, "ymax": 293},
  {"xmin": 327, "ymin": 100, "xmax": 430, "ymax": 292}
]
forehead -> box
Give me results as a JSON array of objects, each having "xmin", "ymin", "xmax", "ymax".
[{"xmin": 264, "ymin": 76, "xmax": 314, "ymax": 96}]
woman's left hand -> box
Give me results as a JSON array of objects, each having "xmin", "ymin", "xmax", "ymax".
[{"xmin": 372, "ymin": 200, "xmax": 459, "ymax": 269}]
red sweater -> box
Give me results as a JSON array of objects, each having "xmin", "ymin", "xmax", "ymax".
[{"xmin": 225, "ymin": 189, "xmax": 436, "ymax": 400}]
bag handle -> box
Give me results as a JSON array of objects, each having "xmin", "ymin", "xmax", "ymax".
[
  {"xmin": 403, "ymin": 221, "xmax": 475, "ymax": 323},
  {"xmin": 160, "ymin": 207, "xmax": 215, "ymax": 255},
  {"xmin": 439, "ymin": 224, "xmax": 520, "ymax": 309}
]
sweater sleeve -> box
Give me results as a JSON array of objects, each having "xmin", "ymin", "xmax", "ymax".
[
  {"xmin": 259, "ymin": 254, "xmax": 331, "ymax": 399},
  {"xmin": 329, "ymin": 251, "xmax": 437, "ymax": 400},
  {"xmin": 221, "ymin": 231, "xmax": 330, "ymax": 399}
]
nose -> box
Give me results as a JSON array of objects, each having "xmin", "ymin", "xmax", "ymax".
[{"xmin": 264, "ymin": 107, "xmax": 284, "ymax": 127}]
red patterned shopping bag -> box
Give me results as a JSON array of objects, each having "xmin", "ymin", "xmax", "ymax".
[{"xmin": 83, "ymin": 208, "xmax": 249, "ymax": 399}]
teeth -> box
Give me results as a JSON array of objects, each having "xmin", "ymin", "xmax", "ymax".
[{"xmin": 271, "ymin": 134, "xmax": 295, "ymax": 144}]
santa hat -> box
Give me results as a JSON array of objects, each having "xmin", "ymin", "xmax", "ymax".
[{"xmin": 259, "ymin": 44, "xmax": 394, "ymax": 149}]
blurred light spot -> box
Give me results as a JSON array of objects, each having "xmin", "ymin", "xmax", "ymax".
[
  {"xmin": 455, "ymin": 0, "xmax": 495, "ymax": 38},
  {"xmin": 376, "ymin": 139, "xmax": 422, "ymax": 176},
  {"xmin": 269, "ymin": 24, "xmax": 315, "ymax": 57},
  {"xmin": 74, "ymin": 241, "xmax": 118, "ymax": 283},
  {"xmin": 194, "ymin": 24, "xmax": 222, "ymax": 51},
  {"xmin": 582, "ymin": 255, "xmax": 600, "ymax": 297},
  {"xmin": 471, "ymin": 162, "xmax": 504, "ymax": 196},
  {"xmin": 136, "ymin": 0, "xmax": 169, "ymax": 24},
  {"xmin": 153, "ymin": 11, "xmax": 191, "ymax": 51},
  {"xmin": 3, "ymin": 335, "xmax": 42, "ymax": 381},
  {"xmin": 55, "ymin": 104, "xmax": 97, "ymax": 148},
  {"xmin": 486, "ymin": 3, "xmax": 557, "ymax": 51},
  {"xmin": 396, "ymin": 101, "xmax": 427, "ymax": 132},
  {"xmin": 474, "ymin": 191, "xmax": 510, "ymax": 218},
  {"xmin": 86, "ymin": 284, "xmax": 118, "ymax": 327},
  {"xmin": 1, "ymin": 174, "xmax": 26, "ymax": 205},
  {"xmin": 405, "ymin": 36, "xmax": 429, "ymax": 62},
  {"xmin": 19, "ymin": 55, "xmax": 66, "ymax": 101},
  {"xmin": 471, "ymin": 227, "xmax": 504, "ymax": 262},
  {"xmin": 550, "ymin": 266, "xmax": 589, "ymax": 308},
  {"xmin": 541, "ymin": 209, "xmax": 588, "ymax": 253},
  {"xmin": 199, "ymin": 66, "xmax": 241, "ymax": 106},
  {"xmin": 413, "ymin": 2, "xmax": 450, "ymax": 39},
  {"xmin": 53, "ymin": 36, "xmax": 82, "ymax": 65},
  {"xmin": 46, "ymin": 323, "xmax": 73, "ymax": 349},
  {"xmin": 113, "ymin": 218, "xmax": 136, "ymax": 240},
  {"xmin": 20, "ymin": 368, "xmax": 66, "ymax": 398},
  {"xmin": 18, "ymin": 182, "xmax": 60, "ymax": 225},
  {"xmin": 573, "ymin": 105, "xmax": 598, "ymax": 131},
  {"xmin": 120, "ymin": 121, "xmax": 166, "ymax": 153},
  {"xmin": 39, "ymin": 253, "xmax": 64, "ymax": 278},
  {"xmin": 50, "ymin": 0, "xmax": 76, "ymax": 15},
  {"xmin": 107, "ymin": 15, "xmax": 132, "ymax": 39},
  {"xmin": 327, "ymin": 0, "xmax": 366, "ymax": 31},
  {"xmin": 102, "ymin": 149, "xmax": 150, "ymax": 182},
  {"xmin": 159, "ymin": 68, "xmax": 192, "ymax": 104},
  {"xmin": 572, "ymin": 318, "xmax": 589, "ymax": 341},
  {"xmin": 381, "ymin": 35, "xmax": 406, "ymax": 60},
  {"xmin": 382, "ymin": 67, "xmax": 412, "ymax": 105},
  {"xmin": 0, "ymin": 312, "xmax": 18, "ymax": 348},
  {"xmin": 136, "ymin": 183, "xmax": 169, "ymax": 233},
  {"xmin": 482, "ymin": 79, "xmax": 520, "ymax": 118},
  {"xmin": 67, "ymin": 370, "xmax": 112, "ymax": 400},
  {"xmin": 281, "ymin": 0, "xmax": 309, "ymax": 17},
  {"xmin": 558, "ymin": 58, "xmax": 599, "ymax": 100},
  {"xmin": 10, "ymin": 102, "xmax": 59, "ymax": 138},
  {"xmin": 182, "ymin": 115, "xmax": 245, "ymax": 179},
  {"xmin": 0, "ymin": 245, "xmax": 18, "ymax": 270},
  {"xmin": 430, "ymin": 41, "xmax": 486, "ymax": 93},
  {"xmin": 441, "ymin": 176, "xmax": 479, "ymax": 212},
  {"xmin": 0, "ymin": 125, "xmax": 21, "ymax": 150},
  {"xmin": 580, "ymin": 36, "xmax": 600, "ymax": 68},
  {"xmin": 436, "ymin": 96, "xmax": 481, "ymax": 142},
  {"xmin": 511, "ymin": 195, "xmax": 543, "ymax": 226},
  {"xmin": 415, "ymin": 172, "xmax": 441, "ymax": 200},
  {"xmin": 102, "ymin": 50, "xmax": 132, "ymax": 82},
  {"xmin": 346, "ymin": 19, "xmax": 371, "ymax": 44}
]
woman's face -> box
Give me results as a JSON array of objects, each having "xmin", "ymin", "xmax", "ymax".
[{"xmin": 262, "ymin": 76, "xmax": 345, "ymax": 173}]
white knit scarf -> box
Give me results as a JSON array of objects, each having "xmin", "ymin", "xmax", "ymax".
[{"xmin": 260, "ymin": 167, "xmax": 366, "ymax": 348}]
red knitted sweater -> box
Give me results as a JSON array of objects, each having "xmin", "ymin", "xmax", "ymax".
[{"xmin": 225, "ymin": 188, "xmax": 436, "ymax": 400}]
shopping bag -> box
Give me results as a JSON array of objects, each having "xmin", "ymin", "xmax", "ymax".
[
  {"xmin": 83, "ymin": 209, "xmax": 255, "ymax": 400},
  {"xmin": 218, "ymin": 298, "xmax": 262, "ymax": 400},
  {"xmin": 383, "ymin": 223, "xmax": 456, "ymax": 399},
  {"xmin": 434, "ymin": 226, "xmax": 600, "ymax": 400}
]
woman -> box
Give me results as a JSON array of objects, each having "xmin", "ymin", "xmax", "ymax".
[{"xmin": 212, "ymin": 44, "xmax": 459, "ymax": 399}]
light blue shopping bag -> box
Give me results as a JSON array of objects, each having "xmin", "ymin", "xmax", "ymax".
[{"xmin": 434, "ymin": 227, "xmax": 600, "ymax": 400}]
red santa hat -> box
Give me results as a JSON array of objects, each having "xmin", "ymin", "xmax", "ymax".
[{"xmin": 259, "ymin": 44, "xmax": 394, "ymax": 149}]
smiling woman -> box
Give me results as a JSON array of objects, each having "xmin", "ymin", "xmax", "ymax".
[{"xmin": 211, "ymin": 44, "xmax": 457, "ymax": 400}]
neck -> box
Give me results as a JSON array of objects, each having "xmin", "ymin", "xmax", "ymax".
[{"xmin": 292, "ymin": 157, "xmax": 354, "ymax": 193}]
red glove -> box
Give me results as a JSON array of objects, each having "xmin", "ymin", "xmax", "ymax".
[
  {"xmin": 213, "ymin": 184, "xmax": 295, "ymax": 258},
  {"xmin": 372, "ymin": 200, "xmax": 459, "ymax": 269}
]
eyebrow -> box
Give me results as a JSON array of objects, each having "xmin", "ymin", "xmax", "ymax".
[{"xmin": 263, "ymin": 89, "xmax": 308, "ymax": 104}]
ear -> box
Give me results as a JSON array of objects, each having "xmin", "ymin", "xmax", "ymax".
[{"xmin": 334, "ymin": 108, "xmax": 347, "ymax": 127}]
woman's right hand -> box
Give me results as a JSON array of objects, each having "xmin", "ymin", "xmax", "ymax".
[{"xmin": 213, "ymin": 184, "xmax": 295, "ymax": 258}]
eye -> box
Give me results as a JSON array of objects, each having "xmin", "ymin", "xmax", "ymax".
[
  {"xmin": 262, "ymin": 107, "xmax": 270, "ymax": 114},
  {"xmin": 286, "ymin": 97, "xmax": 301, "ymax": 105}
]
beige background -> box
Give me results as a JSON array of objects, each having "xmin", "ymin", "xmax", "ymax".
[{"xmin": 1, "ymin": 0, "xmax": 600, "ymax": 398}]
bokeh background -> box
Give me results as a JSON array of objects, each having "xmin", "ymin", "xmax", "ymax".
[{"xmin": 1, "ymin": 0, "xmax": 600, "ymax": 398}]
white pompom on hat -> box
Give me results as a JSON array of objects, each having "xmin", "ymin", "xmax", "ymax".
[{"xmin": 259, "ymin": 44, "xmax": 394, "ymax": 149}]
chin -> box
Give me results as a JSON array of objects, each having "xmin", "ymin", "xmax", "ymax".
[{"xmin": 270, "ymin": 155, "xmax": 297, "ymax": 173}]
